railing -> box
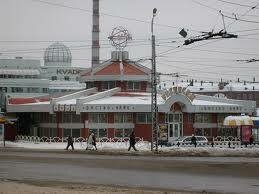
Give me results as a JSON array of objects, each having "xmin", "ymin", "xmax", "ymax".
[
  {"xmin": 15, "ymin": 135, "xmax": 143, "ymax": 144},
  {"xmin": 166, "ymin": 136, "xmax": 259, "ymax": 148}
]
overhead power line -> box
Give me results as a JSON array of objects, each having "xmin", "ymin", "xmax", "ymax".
[
  {"xmin": 215, "ymin": 0, "xmax": 259, "ymax": 9},
  {"xmin": 30, "ymin": 0, "xmax": 203, "ymax": 33}
]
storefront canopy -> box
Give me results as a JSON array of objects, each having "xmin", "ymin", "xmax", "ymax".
[{"xmin": 223, "ymin": 116, "xmax": 253, "ymax": 126}]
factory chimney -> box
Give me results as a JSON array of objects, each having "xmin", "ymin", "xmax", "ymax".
[{"xmin": 92, "ymin": 0, "xmax": 100, "ymax": 68}]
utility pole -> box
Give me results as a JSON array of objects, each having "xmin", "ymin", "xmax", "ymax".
[{"xmin": 151, "ymin": 8, "xmax": 158, "ymax": 152}]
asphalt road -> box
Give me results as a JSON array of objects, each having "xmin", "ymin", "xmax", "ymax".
[{"xmin": 1, "ymin": 149, "xmax": 259, "ymax": 194}]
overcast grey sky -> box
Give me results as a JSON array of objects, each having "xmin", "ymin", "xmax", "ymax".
[{"xmin": 0, "ymin": 0, "xmax": 259, "ymax": 82}]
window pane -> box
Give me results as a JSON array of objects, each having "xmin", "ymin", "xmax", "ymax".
[
  {"xmin": 89, "ymin": 113, "xmax": 98, "ymax": 123},
  {"xmin": 72, "ymin": 129, "xmax": 80, "ymax": 138},
  {"xmin": 63, "ymin": 113, "xmax": 71, "ymax": 122},
  {"xmin": 99, "ymin": 129, "xmax": 107, "ymax": 138},
  {"xmin": 99, "ymin": 113, "xmax": 107, "ymax": 123},
  {"xmin": 49, "ymin": 128, "xmax": 57, "ymax": 137},
  {"xmin": 115, "ymin": 128, "xmax": 123, "ymax": 138},
  {"xmin": 137, "ymin": 113, "xmax": 146, "ymax": 123},
  {"xmin": 63, "ymin": 128, "xmax": 71, "ymax": 137},
  {"xmin": 72, "ymin": 114, "xmax": 80, "ymax": 122},
  {"xmin": 146, "ymin": 113, "xmax": 152, "ymax": 123},
  {"xmin": 114, "ymin": 113, "xmax": 123, "ymax": 123},
  {"xmin": 124, "ymin": 113, "xmax": 132, "ymax": 122},
  {"xmin": 124, "ymin": 128, "xmax": 132, "ymax": 137},
  {"xmin": 174, "ymin": 114, "xmax": 180, "ymax": 122},
  {"xmin": 134, "ymin": 82, "xmax": 140, "ymax": 89},
  {"xmin": 195, "ymin": 114, "xmax": 202, "ymax": 122},
  {"xmin": 195, "ymin": 128, "xmax": 203, "ymax": 136},
  {"xmin": 128, "ymin": 81, "xmax": 133, "ymax": 90},
  {"xmin": 204, "ymin": 128, "xmax": 211, "ymax": 136},
  {"xmin": 168, "ymin": 114, "xmax": 173, "ymax": 122}
]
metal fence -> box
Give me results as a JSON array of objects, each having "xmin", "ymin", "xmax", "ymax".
[
  {"xmin": 15, "ymin": 135, "xmax": 144, "ymax": 144},
  {"xmin": 167, "ymin": 136, "xmax": 259, "ymax": 148}
]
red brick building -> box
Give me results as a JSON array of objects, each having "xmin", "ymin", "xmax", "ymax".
[{"xmin": 5, "ymin": 52, "xmax": 257, "ymax": 142}]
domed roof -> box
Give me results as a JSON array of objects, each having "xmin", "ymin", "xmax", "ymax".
[{"xmin": 44, "ymin": 42, "xmax": 72, "ymax": 65}]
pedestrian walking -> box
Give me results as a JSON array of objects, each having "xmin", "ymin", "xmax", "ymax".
[
  {"xmin": 191, "ymin": 134, "xmax": 197, "ymax": 147},
  {"xmin": 86, "ymin": 133, "xmax": 97, "ymax": 150},
  {"xmin": 92, "ymin": 133, "xmax": 97, "ymax": 150},
  {"xmin": 249, "ymin": 134, "xmax": 254, "ymax": 145},
  {"xmin": 128, "ymin": 131, "xmax": 138, "ymax": 151},
  {"xmin": 65, "ymin": 135, "xmax": 74, "ymax": 150}
]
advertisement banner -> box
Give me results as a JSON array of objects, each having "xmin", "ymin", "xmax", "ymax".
[
  {"xmin": 159, "ymin": 124, "xmax": 168, "ymax": 141},
  {"xmin": 0, "ymin": 124, "xmax": 4, "ymax": 141},
  {"xmin": 241, "ymin": 126, "xmax": 251, "ymax": 143}
]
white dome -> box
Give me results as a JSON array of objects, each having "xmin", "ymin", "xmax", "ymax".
[{"xmin": 44, "ymin": 42, "xmax": 72, "ymax": 66}]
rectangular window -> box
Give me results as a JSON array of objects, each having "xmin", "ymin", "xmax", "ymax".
[
  {"xmin": 114, "ymin": 113, "xmax": 132, "ymax": 123},
  {"xmin": 0, "ymin": 87, "xmax": 7, "ymax": 92},
  {"xmin": 64, "ymin": 76, "xmax": 70, "ymax": 81},
  {"xmin": 102, "ymin": 81, "xmax": 115, "ymax": 90},
  {"xmin": 137, "ymin": 113, "xmax": 146, "ymax": 123},
  {"xmin": 63, "ymin": 128, "xmax": 71, "ymax": 137},
  {"xmin": 89, "ymin": 113, "xmax": 99, "ymax": 123},
  {"xmin": 49, "ymin": 128, "xmax": 57, "ymax": 137},
  {"xmin": 72, "ymin": 114, "xmax": 81, "ymax": 123},
  {"xmin": 127, "ymin": 81, "xmax": 140, "ymax": 90},
  {"xmin": 89, "ymin": 128, "xmax": 107, "ymax": 139},
  {"xmin": 195, "ymin": 114, "xmax": 212, "ymax": 123},
  {"xmin": 63, "ymin": 113, "xmax": 71, "ymax": 123},
  {"xmin": 137, "ymin": 113, "xmax": 151, "ymax": 123},
  {"xmin": 52, "ymin": 76, "xmax": 57, "ymax": 81},
  {"xmin": 11, "ymin": 87, "xmax": 23, "ymax": 93},
  {"xmin": 49, "ymin": 114, "xmax": 56, "ymax": 123},
  {"xmin": 89, "ymin": 113, "xmax": 107, "ymax": 123},
  {"xmin": 195, "ymin": 128, "xmax": 212, "ymax": 137},
  {"xmin": 114, "ymin": 128, "xmax": 133, "ymax": 138},
  {"xmin": 42, "ymin": 88, "xmax": 49, "ymax": 93},
  {"xmin": 72, "ymin": 129, "xmax": 80, "ymax": 138}
]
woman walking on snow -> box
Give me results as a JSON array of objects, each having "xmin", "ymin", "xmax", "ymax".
[{"xmin": 86, "ymin": 133, "xmax": 97, "ymax": 150}]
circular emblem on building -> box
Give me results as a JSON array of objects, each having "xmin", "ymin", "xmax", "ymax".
[{"xmin": 108, "ymin": 26, "xmax": 132, "ymax": 49}]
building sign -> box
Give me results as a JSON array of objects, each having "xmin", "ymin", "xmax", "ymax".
[
  {"xmin": 56, "ymin": 69, "xmax": 81, "ymax": 75},
  {"xmin": 0, "ymin": 124, "xmax": 4, "ymax": 141},
  {"xmin": 53, "ymin": 104, "xmax": 76, "ymax": 112},
  {"xmin": 162, "ymin": 86, "xmax": 195, "ymax": 101},
  {"xmin": 82, "ymin": 105, "xmax": 135, "ymax": 112}
]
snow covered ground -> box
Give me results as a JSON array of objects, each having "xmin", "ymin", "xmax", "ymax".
[{"xmin": 2, "ymin": 140, "xmax": 259, "ymax": 157}]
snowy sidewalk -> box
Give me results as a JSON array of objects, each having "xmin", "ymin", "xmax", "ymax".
[{"xmin": 1, "ymin": 141, "xmax": 259, "ymax": 157}]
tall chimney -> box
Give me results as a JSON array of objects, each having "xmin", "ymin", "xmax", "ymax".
[{"xmin": 92, "ymin": 0, "xmax": 100, "ymax": 68}]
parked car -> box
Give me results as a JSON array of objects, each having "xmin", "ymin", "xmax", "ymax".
[{"xmin": 170, "ymin": 136, "xmax": 208, "ymax": 145}]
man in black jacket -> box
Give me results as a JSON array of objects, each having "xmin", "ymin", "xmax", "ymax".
[
  {"xmin": 128, "ymin": 131, "xmax": 138, "ymax": 151},
  {"xmin": 65, "ymin": 135, "xmax": 74, "ymax": 150}
]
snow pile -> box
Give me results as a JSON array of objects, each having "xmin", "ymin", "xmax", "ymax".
[{"xmin": 2, "ymin": 141, "xmax": 259, "ymax": 156}]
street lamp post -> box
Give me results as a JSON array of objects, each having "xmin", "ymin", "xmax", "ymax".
[{"xmin": 151, "ymin": 8, "xmax": 158, "ymax": 152}]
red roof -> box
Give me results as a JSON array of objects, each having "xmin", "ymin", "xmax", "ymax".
[
  {"xmin": 94, "ymin": 62, "xmax": 147, "ymax": 76},
  {"xmin": 9, "ymin": 97, "xmax": 50, "ymax": 105}
]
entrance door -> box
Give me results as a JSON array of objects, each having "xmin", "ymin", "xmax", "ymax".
[{"xmin": 168, "ymin": 123, "xmax": 181, "ymax": 141}]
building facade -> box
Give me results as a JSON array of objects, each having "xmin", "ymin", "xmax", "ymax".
[
  {"xmin": 5, "ymin": 52, "xmax": 256, "ymax": 142},
  {"xmin": 0, "ymin": 42, "xmax": 86, "ymax": 110}
]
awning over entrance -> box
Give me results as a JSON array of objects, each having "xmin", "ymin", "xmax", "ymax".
[
  {"xmin": 251, "ymin": 117, "xmax": 259, "ymax": 127},
  {"xmin": 223, "ymin": 116, "xmax": 253, "ymax": 126}
]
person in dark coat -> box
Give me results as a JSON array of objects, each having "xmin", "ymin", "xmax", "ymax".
[
  {"xmin": 128, "ymin": 131, "xmax": 138, "ymax": 151},
  {"xmin": 249, "ymin": 134, "xmax": 254, "ymax": 145},
  {"xmin": 65, "ymin": 135, "xmax": 74, "ymax": 150},
  {"xmin": 191, "ymin": 134, "xmax": 197, "ymax": 147},
  {"xmin": 92, "ymin": 133, "xmax": 97, "ymax": 150}
]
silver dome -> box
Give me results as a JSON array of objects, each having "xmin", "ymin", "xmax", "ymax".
[{"xmin": 44, "ymin": 42, "xmax": 72, "ymax": 65}]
